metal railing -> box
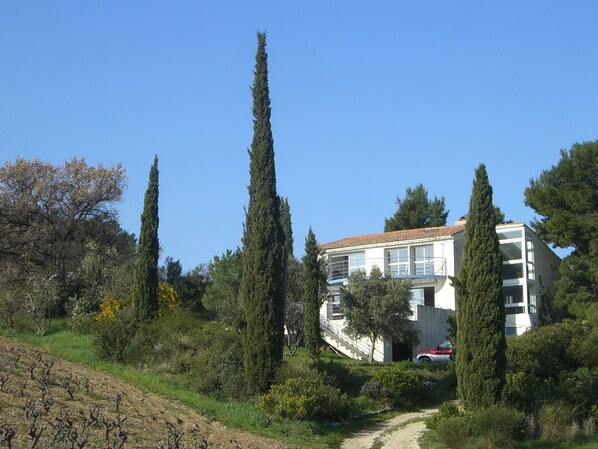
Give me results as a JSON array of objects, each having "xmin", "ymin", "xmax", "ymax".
[{"xmin": 328, "ymin": 256, "xmax": 447, "ymax": 282}]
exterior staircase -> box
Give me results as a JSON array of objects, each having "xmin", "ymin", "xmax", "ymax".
[{"xmin": 320, "ymin": 319, "xmax": 370, "ymax": 361}]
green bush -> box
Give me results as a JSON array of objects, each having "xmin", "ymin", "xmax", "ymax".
[
  {"xmin": 435, "ymin": 416, "xmax": 470, "ymax": 449},
  {"xmin": 426, "ymin": 401, "xmax": 461, "ymax": 430},
  {"xmin": 506, "ymin": 321, "xmax": 588, "ymax": 380},
  {"xmin": 538, "ymin": 402, "xmax": 576, "ymax": 442},
  {"xmin": 91, "ymin": 307, "xmax": 139, "ymax": 362},
  {"xmin": 470, "ymin": 406, "xmax": 525, "ymax": 449},
  {"xmin": 360, "ymin": 381, "xmax": 394, "ymax": 404},
  {"xmin": 504, "ymin": 372, "xmax": 556, "ymax": 414},
  {"xmin": 369, "ymin": 361, "xmax": 423, "ymax": 405},
  {"xmin": 557, "ymin": 368, "xmax": 598, "ymax": 418},
  {"xmin": 262, "ymin": 373, "xmax": 353, "ymax": 420}
]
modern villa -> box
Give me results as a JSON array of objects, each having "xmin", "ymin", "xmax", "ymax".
[{"xmin": 319, "ymin": 221, "xmax": 561, "ymax": 362}]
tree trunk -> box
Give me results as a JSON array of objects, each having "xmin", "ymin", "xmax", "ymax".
[{"xmin": 369, "ymin": 335, "xmax": 378, "ymax": 363}]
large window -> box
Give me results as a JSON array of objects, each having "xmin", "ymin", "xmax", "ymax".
[
  {"xmin": 327, "ymin": 294, "xmax": 343, "ymax": 320},
  {"xmin": 329, "ymin": 252, "xmax": 366, "ymax": 280},
  {"xmin": 387, "ymin": 248, "xmax": 409, "ymax": 277},
  {"xmin": 413, "ymin": 245, "xmax": 434, "ymax": 275}
]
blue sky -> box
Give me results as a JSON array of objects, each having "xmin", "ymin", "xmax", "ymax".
[{"xmin": 1, "ymin": 2, "xmax": 596, "ymax": 270}]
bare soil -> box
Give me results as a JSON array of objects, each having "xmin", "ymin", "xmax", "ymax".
[{"xmin": 0, "ymin": 336, "xmax": 289, "ymax": 449}]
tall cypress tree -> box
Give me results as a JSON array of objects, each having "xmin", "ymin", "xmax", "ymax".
[
  {"xmin": 303, "ymin": 227, "xmax": 322, "ymax": 364},
  {"xmin": 453, "ymin": 164, "xmax": 506, "ymax": 409},
  {"xmin": 133, "ymin": 156, "xmax": 160, "ymax": 321},
  {"xmin": 242, "ymin": 32, "xmax": 285, "ymax": 393}
]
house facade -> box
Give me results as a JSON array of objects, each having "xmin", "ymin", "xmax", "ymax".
[{"xmin": 320, "ymin": 222, "xmax": 561, "ymax": 362}]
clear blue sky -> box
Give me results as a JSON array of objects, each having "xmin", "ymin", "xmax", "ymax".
[{"xmin": 1, "ymin": 2, "xmax": 596, "ymax": 270}]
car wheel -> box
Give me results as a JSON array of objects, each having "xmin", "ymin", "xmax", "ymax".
[{"xmin": 419, "ymin": 356, "xmax": 431, "ymax": 363}]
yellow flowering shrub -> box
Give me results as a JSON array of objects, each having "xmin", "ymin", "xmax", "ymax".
[
  {"xmin": 158, "ymin": 282, "xmax": 179, "ymax": 316},
  {"xmin": 96, "ymin": 296, "xmax": 122, "ymax": 320}
]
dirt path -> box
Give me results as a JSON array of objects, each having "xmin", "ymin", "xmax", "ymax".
[{"xmin": 341, "ymin": 408, "xmax": 437, "ymax": 449}]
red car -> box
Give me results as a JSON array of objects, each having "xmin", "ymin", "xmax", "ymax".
[{"xmin": 415, "ymin": 339, "xmax": 454, "ymax": 363}]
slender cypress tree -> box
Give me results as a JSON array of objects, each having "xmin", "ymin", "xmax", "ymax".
[
  {"xmin": 303, "ymin": 227, "xmax": 322, "ymax": 363},
  {"xmin": 133, "ymin": 156, "xmax": 160, "ymax": 321},
  {"xmin": 279, "ymin": 196, "xmax": 292, "ymax": 299},
  {"xmin": 241, "ymin": 32, "xmax": 285, "ymax": 393},
  {"xmin": 453, "ymin": 164, "xmax": 506, "ymax": 409}
]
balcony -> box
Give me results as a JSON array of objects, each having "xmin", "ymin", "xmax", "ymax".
[{"xmin": 328, "ymin": 256, "xmax": 447, "ymax": 283}]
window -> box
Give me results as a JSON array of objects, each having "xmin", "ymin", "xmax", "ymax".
[
  {"xmin": 413, "ymin": 245, "xmax": 434, "ymax": 275},
  {"xmin": 500, "ymin": 241, "xmax": 522, "ymax": 261},
  {"xmin": 387, "ymin": 248, "xmax": 409, "ymax": 277},
  {"xmin": 503, "ymin": 285, "xmax": 524, "ymax": 305},
  {"xmin": 506, "ymin": 306, "xmax": 525, "ymax": 315},
  {"xmin": 528, "ymin": 283, "xmax": 537, "ymax": 314},
  {"xmin": 411, "ymin": 287, "xmax": 435, "ymax": 307},
  {"xmin": 349, "ymin": 252, "xmax": 366, "ymax": 274},
  {"xmin": 327, "ymin": 295, "xmax": 343, "ymax": 320},
  {"xmin": 527, "ymin": 239, "xmax": 535, "ymax": 280},
  {"xmin": 502, "ymin": 263, "xmax": 524, "ymax": 280},
  {"xmin": 498, "ymin": 229, "xmax": 521, "ymax": 240},
  {"xmin": 329, "ymin": 252, "xmax": 365, "ymax": 280}
]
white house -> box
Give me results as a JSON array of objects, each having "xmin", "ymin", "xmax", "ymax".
[{"xmin": 320, "ymin": 222, "xmax": 561, "ymax": 362}]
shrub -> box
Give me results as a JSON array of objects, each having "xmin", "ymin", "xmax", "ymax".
[
  {"xmin": 262, "ymin": 373, "xmax": 353, "ymax": 420},
  {"xmin": 360, "ymin": 381, "xmax": 394, "ymax": 404},
  {"xmin": 557, "ymin": 368, "xmax": 598, "ymax": 418},
  {"xmin": 426, "ymin": 401, "xmax": 461, "ymax": 430},
  {"xmin": 538, "ymin": 402, "xmax": 576, "ymax": 442},
  {"xmin": 506, "ymin": 321, "xmax": 587, "ymax": 380},
  {"xmin": 435, "ymin": 416, "xmax": 470, "ymax": 449},
  {"xmin": 92, "ymin": 307, "xmax": 139, "ymax": 362},
  {"xmin": 191, "ymin": 321, "xmax": 249, "ymax": 400},
  {"xmin": 369, "ymin": 361, "xmax": 423, "ymax": 405},
  {"xmin": 96, "ymin": 296, "xmax": 122, "ymax": 320},
  {"xmin": 504, "ymin": 372, "xmax": 555, "ymax": 414},
  {"xmin": 470, "ymin": 406, "xmax": 525, "ymax": 449}
]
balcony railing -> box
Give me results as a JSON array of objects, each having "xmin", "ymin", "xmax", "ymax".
[{"xmin": 328, "ymin": 256, "xmax": 446, "ymax": 282}]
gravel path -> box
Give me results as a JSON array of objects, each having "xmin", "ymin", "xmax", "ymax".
[{"xmin": 341, "ymin": 408, "xmax": 437, "ymax": 449}]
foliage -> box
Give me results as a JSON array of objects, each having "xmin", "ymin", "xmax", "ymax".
[
  {"xmin": 470, "ymin": 406, "xmax": 525, "ymax": 449},
  {"xmin": 191, "ymin": 321, "xmax": 249, "ymax": 400},
  {"xmin": 92, "ymin": 307, "xmax": 139, "ymax": 362},
  {"xmin": 160, "ymin": 257, "xmax": 209, "ymax": 311},
  {"xmin": 0, "ymin": 159, "xmax": 128, "ymax": 315},
  {"xmin": 203, "ymin": 248, "xmax": 243, "ymax": 325},
  {"xmin": 133, "ymin": 156, "xmax": 160, "ymax": 321},
  {"xmin": 284, "ymin": 296, "xmax": 304, "ymax": 356},
  {"xmin": 537, "ymin": 402, "xmax": 576, "ymax": 442},
  {"xmin": 96, "ymin": 296, "xmax": 123, "ymax": 320},
  {"xmin": 340, "ymin": 266, "xmax": 414, "ymax": 363},
  {"xmin": 451, "ymin": 163, "xmax": 506, "ymax": 409},
  {"xmin": 384, "ymin": 184, "xmax": 448, "ymax": 232},
  {"xmin": 241, "ymin": 32, "xmax": 286, "ymax": 392},
  {"xmin": 434, "ymin": 416, "xmax": 471, "ymax": 449},
  {"xmin": 504, "ymin": 372, "xmax": 556, "ymax": 414},
  {"xmin": 157, "ymin": 281, "xmax": 179, "ymax": 316},
  {"xmin": 261, "ymin": 373, "xmax": 353, "ymax": 420},
  {"xmin": 24, "ymin": 272, "xmax": 61, "ymax": 335},
  {"xmin": 303, "ymin": 227, "xmax": 325, "ymax": 363},
  {"xmin": 506, "ymin": 320, "xmax": 588, "ymax": 380},
  {"xmin": 524, "ymin": 140, "xmax": 598, "ymax": 317},
  {"xmin": 0, "ymin": 288, "xmax": 23, "ymax": 328},
  {"xmin": 365, "ymin": 362, "xmax": 424, "ymax": 405},
  {"xmin": 426, "ymin": 401, "xmax": 462, "ymax": 430}
]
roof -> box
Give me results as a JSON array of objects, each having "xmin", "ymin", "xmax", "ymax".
[{"xmin": 322, "ymin": 224, "xmax": 466, "ymax": 250}]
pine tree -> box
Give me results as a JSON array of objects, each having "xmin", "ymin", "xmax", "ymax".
[
  {"xmin": 279, "ymin": 196, "xmax": 292, "ymax": 301},
  {"xmin": 241, "ymin": 32, "xmax": 285, "ymax": 393},
  {"xmin": 303, "ymin": 227, "xmax": 322, "ymax": 363},
  {"xmin": 133, "ymin": 156, "xmax": 160, "ymax": 321},
  {"xmin": 453, "ymin": 164, "xmax": 506, "ymax": 409}
]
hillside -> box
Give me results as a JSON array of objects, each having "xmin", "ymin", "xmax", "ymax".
[{"xmin": 0, "ymin": 336, "xmax": 288, "ymax": 449}]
